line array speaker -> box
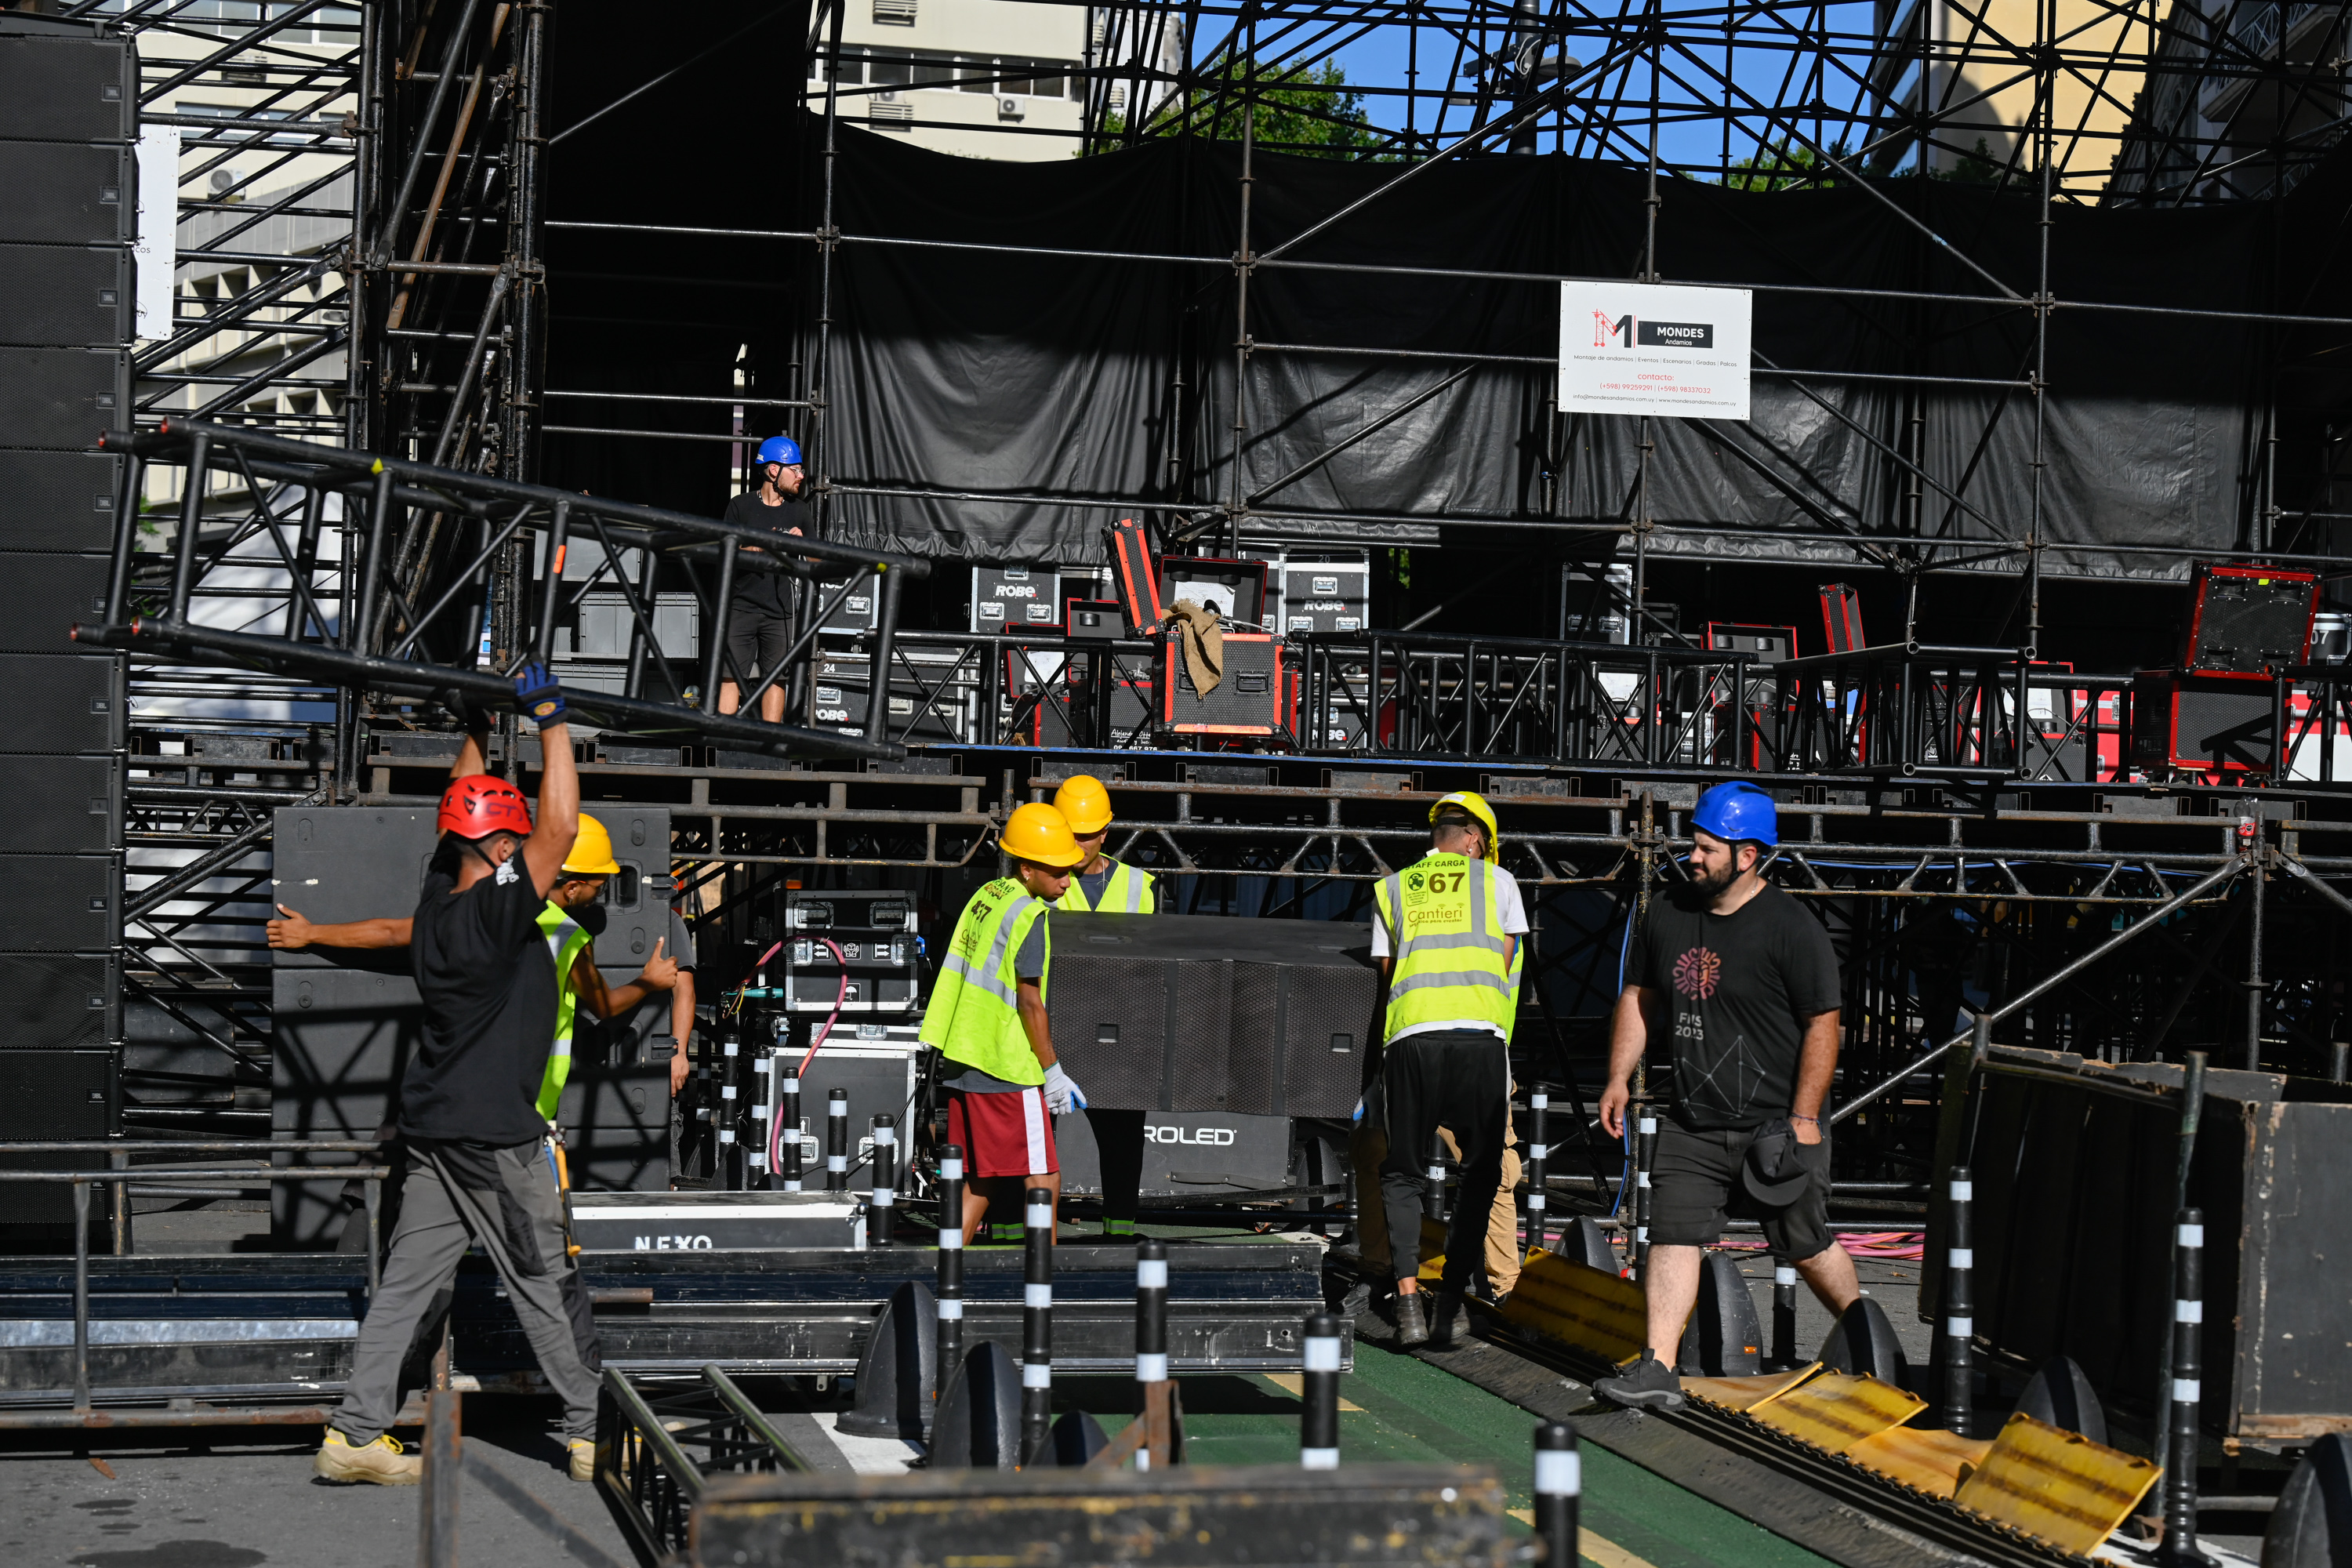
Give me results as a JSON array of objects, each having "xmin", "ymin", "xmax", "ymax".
[
  {"xmin": 0, "ymin": 20, "xmax": 133, "ymax": 144},
  {"xmin": 0, "ymin": 952, "xmax": 118, "ymax": 1052},
  {"xmin": 0, "ymin": 241, "xmax": 134, "ymax": 348},
  {"xmin": 0, "ymin": 652, "xmax": 122, "ymax": 754},
  {"xmin": 0, "ymin": 551, "xmax": 108, "ymax": 649},
  {"xmin": 0, "ymin": 142, "xmax": 134, "ymax": 245},
  {"xmin": 0, "ymin": 450, "xmax": 119, "ymax": 553},
  {"xmin": 0, "ymin": 346, "xmax": 128, "ymax": 451}
]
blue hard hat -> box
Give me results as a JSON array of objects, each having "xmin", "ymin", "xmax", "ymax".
[
  {"xmin": 1691, "ymin": 781, "xmax": 1779, "ymax": 848},
  {"xmin": 757, "ymin": 435, "xmax": 803, "ymax": 468}
]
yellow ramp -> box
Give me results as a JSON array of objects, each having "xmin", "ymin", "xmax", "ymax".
[
  {"xmin": 1680, "ymin": 1365, "xmax": 1820, "ymax": 1414},
  {"xmin": 1845, "ymin": 1424, "xmax": 1997, "ymax": 1499},
  {"xmin": 1748, "ymin": 1372, "xmax": 1925, "ymax": 1454},
  {"xmin": 1497, "ymin": 1251, "xmax": 1647, "ymax": 1366},
  {"xmin": 1954, "ymin": 1413, "xmax": 2161, "ymax": 1557}
]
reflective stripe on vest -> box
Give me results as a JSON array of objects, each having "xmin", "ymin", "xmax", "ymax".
[
  {"xmin": 535, "ymin": 902, "xmax": 593, "ymax": 1120},
  {"xmin": 1374, "ymin": 853, "xmax": 1515, "ymax": 1041},
  {"xmin": 1059, "ymin": 857, "xmax": 1156, "ymax": 915},
  {"xmin": 920, "ymin": 877, "xmax": 1051, "ymax": 1085}
]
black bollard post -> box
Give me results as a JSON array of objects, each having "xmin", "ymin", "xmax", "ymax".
[
  {"xmin": 2331, "ymin": 1039, "xmax": 2349, "ymax": 1083},
  {"xmin": 748, "ymin": 1051, "xmax": 771, "ymax": 1190},
  {"xmin": 935, "ymin": 1144, "xmax": 964, "ymax": 1380},
  {"xmin": 1301, "ymin": 1309, "xmax": 1342, "ymax": 1470},
  {"xmin": 1942, "ymin": 1165, "xmax": 1973, "ymax": 1436},
  {"xmin": 1634, "ymin": 1112, "xmax": 1657, "ymax": 1280},
  {"xmin": 2158, "ymin": 1208, "xmax": 2208, "ymax": 1566},
  {"xmin": 869, "ymin": 1114, "xmax": 898, "ymax": 1247},
  {"xmin": 826, "ymin": 1087, "xmax": 850, "ymax": 1193},
  {"xmin": 1020, "ymin": 1186, "xmax": 1054, "ymax": 1465},
  {"xmin": 1533, "ymin": 1421, "xmax": 1580, "ymax": 1567},
  {"xmin": 1768, "ymin": 1263, "xmax": 1798, "ymax": 1371},
  {"xmin": 1524, "ymin": 1088, "xmax": 1550, "ymax": 1261},
  {"xmin": 1423, "ymin": 1127, "xmax": 1446, "ymax": 1223},
  {"xmin": 1134, "ymin": 1236, "xmax": 1172, "ymax": 1471},
  {"xmin": 718, "ymin": 1028, "xmax": 743, "ymax": 1191},
  {"xmin": 778, "ymin": 1070, "xmax": 804, "ymax": 1192}
]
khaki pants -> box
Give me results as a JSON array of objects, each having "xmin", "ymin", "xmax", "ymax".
[{"xmin": 1352, "ymin": 1116, "xmax": 1523, "ymax": 1296}]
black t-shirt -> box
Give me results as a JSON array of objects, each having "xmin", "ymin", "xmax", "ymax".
[
  {"xmin": 721, "ymin": 491, "xmax": 810, "ymax": 618},
  {"xmin": 1627, "ymin": 881, "xmax": 1841, "ymax": 1131},
  {"xmin": 402, "ymin": 861, "xmax": 558, "ymax": 1144}
]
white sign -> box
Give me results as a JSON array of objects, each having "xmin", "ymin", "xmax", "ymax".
[
  {"xmin": 134, "ymin": 127, "xmax": 180, "ymax": 342},
  {"xmin": 1557, "ymin": 280, "xmax": 1751, "ymax": 420}
]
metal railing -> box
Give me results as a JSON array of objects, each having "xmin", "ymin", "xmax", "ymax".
[{"xmin": 595, "ymin": 1365, "xmax": 816, "ymax": 1562}]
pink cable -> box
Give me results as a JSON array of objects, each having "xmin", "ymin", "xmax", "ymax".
[{"xmin": 763, "ymin": 935, "xmax": 849, "ymax": 1171}]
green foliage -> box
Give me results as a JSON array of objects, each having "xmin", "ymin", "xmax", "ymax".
[
  {"xmin": 1725, "ymin": 137, "xmax": 1849, "ymax": 192},
  {"xmin": 1099, "ymin": 56, "xmax": 1386, "ymax": 158}
]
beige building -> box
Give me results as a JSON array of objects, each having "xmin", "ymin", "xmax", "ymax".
[{"xmin": 1869, "ymin": 0, "xmax": 2161, "ymax": 195}]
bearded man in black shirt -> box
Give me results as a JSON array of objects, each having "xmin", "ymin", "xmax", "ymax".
[
  {"xmin": 717, "ymin": 434, "xmax": 809, "ymax": 724},
  {"xmin": 1593, "ymin": 781, "xmax": 1861, "ymax": 1410},
  {"xmin": 313, "ymin": 665, "xmax": 603, "ymax": 1485}
]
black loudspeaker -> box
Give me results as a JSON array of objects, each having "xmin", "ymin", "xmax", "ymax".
[
  {"xmin": 0, "ymin": 347, "xmax": 128, "ymax": 449},
  {"xmin": 1162, "ymin": 634, "xmax": 1285, "ymax": 735},
  {"xmin": 0, "ymin": 552, "xmax": 107, "ymax": 648},
  {"xmin": 2130, "ymin": 670, "xmax": 2277, "ymax": 775},
  {"xmin": 0, "ymin": 1048, "xmax": 110, "ymax": 1225},
  {"xmin": 0, "ymin": 952, "xmax": 116, "ymax": 1051},
  {"xmin": 1044, "ymin": 913, "xmax": 1376, "ymax": 1118},
  {"xmin": 0, "ymin": 242, "xmax": 133, "ymax": 349},
  {"xmin": 0, "ymin": 143, "xmax": 133, "ymax": 246},
  {"xmin": 0, "ymin": 653, "xmax": 121, "ymax": 754},
  {"xmin": 0, "ymin": 451, "xmax": 118, "ymax": 553},
  {"xmin": 1056, "ymin": 1108, "xmax": 1291, "ymax": 1199},
  {"xmin": 0, "ymin": 854, "xmax": 114, "ymax": 950},
  {"xmin": 0, "ymin": 754, "xmax": 117, "ymax": 852},
  {"xmin": 0, "ymin": 20, "xmax": 135, "ymax": 144},
  {"xmin": 2182, "ymin": 563, "xmax": 2318, "ymax": 676}
]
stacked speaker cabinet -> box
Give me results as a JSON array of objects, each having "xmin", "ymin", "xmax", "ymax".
[{"xmin": 0, "ymin": 13, "xmax": 137, "ymax": 1232}]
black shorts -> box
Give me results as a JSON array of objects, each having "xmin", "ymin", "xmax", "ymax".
[
  {"xmin": 724, "ymin": 610, "xmax": 793, "ymax": 683},
  {"xmin": 1648, "ymin": 1116, "xmax": 1833, "ymax": 1262}
]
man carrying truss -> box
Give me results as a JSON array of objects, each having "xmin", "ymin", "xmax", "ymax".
[{"xmin": 1594, "ymin": 780, "xmax": 1859, "ymax": 1411}]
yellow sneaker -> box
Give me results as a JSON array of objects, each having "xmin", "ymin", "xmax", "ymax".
[
  {"xmin": 568, "ymin": 1438, "xmax": 596, "ymax": 1483},
  {"xmin": 314, "ymin": 1428, "xmax": 421, "ymax": 1485}
]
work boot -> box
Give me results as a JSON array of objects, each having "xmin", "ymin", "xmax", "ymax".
[
  {"xmin": 1426, "ymin": 1287, "xmax": 1466, "ymax": 1348},
  {"xmin": 1593, "ymin": 1349, "xmax": 1686, "ymax": 1411},
  {"xmin": 568, "ymin": 1438, "xmax": 597, "ymax": 1483},
  {"xmin": 1394, "ymin": 1291, "xmax": 1429, "ymax": 1348},
  {"xmin": 314, "ymin": 1428, "xmax": 421, "ymax": 1485}
]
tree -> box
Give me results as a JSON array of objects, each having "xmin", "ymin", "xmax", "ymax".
[
  {"xmin": 1726, "ymin": 137, "xmax": 1849, "ymax": 191},
  {"xmin": 1101, "ymin": 56, "xmax": 1387, "ymax": 158}
]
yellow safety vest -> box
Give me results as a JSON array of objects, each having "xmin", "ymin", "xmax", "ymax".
[
  {"xmin": 1374, "ymin": 852, "xmax": 1517, "ymax": 1043},
  {"xmin": 919, "ymin": 877, "xmax": 1051, "ymax": 1085},
  {"xmin": 1058, "ymin": 856, "xmax": 1156, "ymax": 914},
  {"xmin": 535, "ymin": 902, "xmax": 594, "ymax": 1120}
]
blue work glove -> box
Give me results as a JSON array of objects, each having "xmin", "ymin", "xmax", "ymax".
[{"xmin": 514, "ymin": 662, "xmax": 566, "ymax": 730}]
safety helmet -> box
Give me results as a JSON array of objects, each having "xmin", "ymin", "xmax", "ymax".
[
  {"xmin": 562, "ymin": 814, "xmax": 621, "ymax": 877},
  {"xmin": 757, "ymin": 435, "xmax": 804, "ymax": 468},
  {"xmin": 1428, "ymin": 789, "xmax": 1500, "ymax": 852},
  {"xmin": 1000, "ymin": 802, "xmax": 1086, "ymax": 869},
  {"xmin": 1691, "ymin": 781, "xmax": 1780, "ymax": 848},
  {"xmin": 438, "ymin": 775, "xmax": 531, "ymax": 840},
  {"xmin": 1052, "ymin": 775, "xmax": 1114, "ymax": 835}
]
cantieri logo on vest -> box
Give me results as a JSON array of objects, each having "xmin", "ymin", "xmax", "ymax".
[{"xmin": 1557, "ymin": 279, "xmax": 1752, "ymax": 420}]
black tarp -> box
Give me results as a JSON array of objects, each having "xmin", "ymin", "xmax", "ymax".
[{"xmin": 800, "ymin": 125, "xmax": 2299, "ymax": 581}]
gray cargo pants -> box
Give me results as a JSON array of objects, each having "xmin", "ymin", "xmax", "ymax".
[{"xmin": 332, "ymin": 1137, "xmax": 602, "ymax": 1444}]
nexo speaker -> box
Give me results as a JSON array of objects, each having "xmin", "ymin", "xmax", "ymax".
[
  {"xmin": 1046, "ymin": 913, "xmax": 1376, "ymax": 1118},
  {"xmin": 1162, "ymin": 633, "xmax": 1285, "ymax": 735},
  {"xmin": 2181, "ymin": 563, "xmax": 2318, "ymax": 676},
  {"xmin": 2130, "ymin": 670, "xmax": 2277, "ymax": 775}
]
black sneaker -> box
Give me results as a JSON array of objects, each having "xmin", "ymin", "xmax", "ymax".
[
  {"xmin": 1394, "ymin": 1292, "xmax": 1430, "ymax": 1348},
  {"xmin": 1594, "ymin": 1349, "xmax": 1686, "ymax": 1410}
]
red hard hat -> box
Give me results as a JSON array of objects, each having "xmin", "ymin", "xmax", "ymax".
[{"xmin": 438, "ymin": 775, "xmax": 532, "ymax": 840}]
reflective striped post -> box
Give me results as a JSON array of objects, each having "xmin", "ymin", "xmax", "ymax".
[
  {"xmin": 1424, "ymin": 1128, "xmax": 1447, "ymax": 1222},
  {"xmin": 1301, "ymin": 1310, "xmax": 1341, "ymax": 1470},
  {"xmin": 1524, "ymin": 1089, "xmax": 1550, "ymax": 1261},
  {"xmin": 1768, "ymin": 1265, "xmax": 1798, "ymax": 1370},
  {"xmin": 1020, "ymin": 1185, "xmax": 1054, "ymax": 1465},
  {"xmin": 826, "ymin": 1087, "xmax": 850, "ymax": 1193},
  {"xmin": 777, "ymin": 1071, "xmax": 804, "ymax": 1192},
  {"xmin": 2159, "ymin": 1208, "xmax": 2206, "ymax": 1566},
  {"xmin": 718, "ymin": 1028, "xmax": 742, "ymax": 1190},
  {"xmin": 748, "ymin": 1052, "xmax": 772, "ymax": 1190},
  {"xmin": 1634, "ymin": 1113, "xmax": 1658, "ymax": 1279},
  {"xmin": 869, "ymin": 1114, "xmax": 897, "ymax": 1247},
  {"xmin": 1534, "ymin": 1421, "xmax": 1580, "ymax": 1566},
  {"xmin": 935, "ymin": 1145, "xmax": 964, "ymax": 1381},
  {"xmin": 1135, "ymin": 1237, "xmax": 1172, "ymax": 1471},
  {"xmin": 1942, "ymin": 1166, "xmax": 1973, "ymax": 1436}
]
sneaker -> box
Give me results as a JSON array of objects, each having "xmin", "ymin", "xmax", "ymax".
[
  {"xmin": 1593, "ymin": 1350, "xmax": 1686, "ymax": 1411},
  {"xmin": 568, "ymin": 1438, "xmax": 596, "ymax": 1483},
  {"xmin": 314, "ymin": 1428, "xmax": 421, "ymax": 1486},
  {"xmin": 1426, "ymin": 1288, "xmax": 1465, "ymax": 1348},
  {"xmin": 1394, "ymin": 1291, "xmax": 1430, "ymax": 1348}
]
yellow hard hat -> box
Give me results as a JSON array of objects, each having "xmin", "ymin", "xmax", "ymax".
[
  {"xmin": 1429, "ymin": 790, "xmax": 1500, "ymax": 851},
  {"xmin": 1000, "ymin": 802, "xmax": 1086, "ymax": 869},
  {"xmin": 562, "ymin": 813, "xmax": 622, "ymax": 877},
  {"xmin": 1052, "ymin": 774, "xmax": 1114, "ymax": 835}
]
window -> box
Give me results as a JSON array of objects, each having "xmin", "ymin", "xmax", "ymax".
[
  {"xmin": 869, "ymin": 53, "xmax": 911, "ymax": 86},
  {"xmin": 960, "ymin": 56, "xmax": 994, "ymax": 93},
  {"xmin": 912, "ymin": 57, "xmax": 955, "ymax": 86}
]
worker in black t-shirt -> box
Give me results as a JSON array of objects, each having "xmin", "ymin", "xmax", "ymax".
[
  {"xmin": 1592, "ymin": 781, "xmax": 1860, "ymax": 1411},
  {"xmin": 717, "ymin": 434, "xmax": 809, "ymax": 724},
  {"xmin": 314, "ymin": 666, "xmax": 603, "ymax": 1486}
]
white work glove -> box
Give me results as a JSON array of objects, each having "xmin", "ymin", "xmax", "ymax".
[{"xmin": 1044, "ymin": 1062, "xmax": 1087, "ymax": 1114}]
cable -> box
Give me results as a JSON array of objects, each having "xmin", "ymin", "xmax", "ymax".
[{"xmin": 764, "ymin": 935, "xmax": 850, "ymax": 1172}]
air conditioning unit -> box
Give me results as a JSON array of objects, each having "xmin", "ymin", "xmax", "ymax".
[
  {"xmin": 869, "ymin": 100, "xmax": 913, "ymax": 129},
  {"xmin": 997, "ymin": 96, "xmax": 1024, "ymax": 120},
  {"xmin": 873, "ymin": 0, "xmax": 915, "ymax": 22}
]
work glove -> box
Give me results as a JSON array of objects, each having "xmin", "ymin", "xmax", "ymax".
[
  {"xmin": 514, "ymin": 662, "xmax": 567, "ymax": 730},
  {"xmin": 1044, "ymin": 1062, "xmax": 1087, "ymax": 1114}
]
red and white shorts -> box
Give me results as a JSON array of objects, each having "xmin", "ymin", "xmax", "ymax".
[{"xmin": 946, "ymin": 1087, "xmax": 1058, "ymax": 1178}]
